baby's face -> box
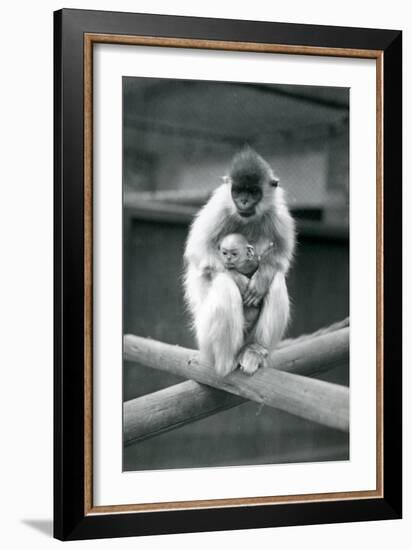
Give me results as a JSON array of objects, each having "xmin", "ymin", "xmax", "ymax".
[{"xmin": 219, "ymin": 241, "xmax": 247, "ymax": 269}]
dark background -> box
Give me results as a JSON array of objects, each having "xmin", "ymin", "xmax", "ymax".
[{"xmin": 122, "ymin": 77, "xmax": 349, "ymax": 471}]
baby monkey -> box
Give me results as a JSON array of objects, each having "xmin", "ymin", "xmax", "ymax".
[{"xmin": 219, "ymin": 233, "xmax": 265, "ymax": 331}]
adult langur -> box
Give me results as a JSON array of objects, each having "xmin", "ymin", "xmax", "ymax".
[{"xmin": 184, "ymin": 147, "xmax": 295, "ymax": 376}]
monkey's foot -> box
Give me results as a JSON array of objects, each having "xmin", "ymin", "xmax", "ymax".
[{"xmin": 237, "ymin": 344, "xmax": 268, "ymax": 375}]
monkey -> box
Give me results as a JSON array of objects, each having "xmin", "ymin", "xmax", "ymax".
[
  {"xmin": 219, "ymin": 233, "xmax": 260, "ymax": 331},
  {"xmin": 218, "ymin": 233, "xmax": 274, "ymax": 332},
  {"xmin": 184, "ymin": 147, "xmax": 295, "ymax": 377},
  {"xmin": 219, "ymin": 233, "xmax": 258, "ymax": 287}
]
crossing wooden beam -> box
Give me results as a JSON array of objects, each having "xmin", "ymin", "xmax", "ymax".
[{"xmin": 124, "ymin": 326, "xmax": 349, "ymax": 445}]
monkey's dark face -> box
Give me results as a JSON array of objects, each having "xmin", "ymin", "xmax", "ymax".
[
  {"xmin": 229, "ymin": 147, "xmax": 278, "ymax": 218},
  {"xmin": 231, "ymin": 183, "xmax": 263, "ymax": 217}
]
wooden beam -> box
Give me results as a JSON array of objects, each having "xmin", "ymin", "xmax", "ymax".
[
  {"xmin": 124, "ymin": 381, "xmax": 244, "ymax": 445},
  {"xmin": 279, "ymin": 317, "xmax": 348, "ymax": 348},
  {"xmin": 124, "ymin": 319, "xmax": 349, "ymax": 445},
  {"xmin": 124, "ymin": 328, "xmax": 349, "ymax": 442}
]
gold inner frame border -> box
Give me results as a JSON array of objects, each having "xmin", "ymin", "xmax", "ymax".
[{"xmin": 83, "ymin": 33, "xmax": 384, "ymax": 515}]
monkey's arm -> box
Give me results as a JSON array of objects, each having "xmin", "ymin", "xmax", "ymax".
[
  {"xmin": 227, "ymin": 270, "xmax": 250, "ymax": 296},
  {"xmin": 243, "ymin": 251, "xmax": 280, "ymax": 307},
  {"xmin": 244, "ymin": 197, "xmax": 295, "ymax": 307},
  {"xmin": 184, "ymin": 184, "xmax": 231, "ymax": 276}
]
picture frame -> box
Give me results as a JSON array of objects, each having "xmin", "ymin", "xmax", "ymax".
[{"xmin": 54, "ymin": 8, "xmax": 402, "ymax": 541}]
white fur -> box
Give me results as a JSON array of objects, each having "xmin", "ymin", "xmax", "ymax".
[
  {"xmin": 252, "ymin": 272, "xmax": 290, "ymax": 349},
  {"xmin": 184, "ymin": 184, "xmax": 234, "ymax": 269},
  {"xmin": 196, "ymin": 272, "xmax": 244, "ymax": 376},
  {"xmin": 184, "ymin": 174, "xmax": 295, "ymax": 376}
]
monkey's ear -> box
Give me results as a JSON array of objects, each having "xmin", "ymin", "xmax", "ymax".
[
  {"xmin": 246, "ymin": 245, "xmax": 255, "ymax": 258},
  {"xmin": 270, "ymin": 177, "xmax": 279, "ymax": 188}
]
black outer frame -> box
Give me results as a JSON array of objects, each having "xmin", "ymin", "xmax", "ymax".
[{"xmin": 54, "ymin": 8, "xmax": 402, "ymax": 541}]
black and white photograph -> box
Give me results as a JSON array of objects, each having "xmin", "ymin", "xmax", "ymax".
[
  {"xmin": 0, "ymin": 0, "xmax": 406, "ymax": 545},
  {"xmin": 122, "ymin": 76, "xmax": 350, "ymax": 472}
]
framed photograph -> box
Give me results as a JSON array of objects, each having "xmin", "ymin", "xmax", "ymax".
[{"xmin": 54, "ymin": 8, "xmax": 402, "ymax": 541}]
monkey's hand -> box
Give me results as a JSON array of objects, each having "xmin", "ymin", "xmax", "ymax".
[
  {"xmin": 199, "ymin": 261, "xmax": 217, "ymax": 281},
  {"xmin": 243, "ymin": 273, "xmax": 268, "ymax": 307}
]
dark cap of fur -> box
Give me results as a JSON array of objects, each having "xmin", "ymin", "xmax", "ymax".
[{"xmin": 230, "ymin": 147, "xmax": 272, "ymax": 188}]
